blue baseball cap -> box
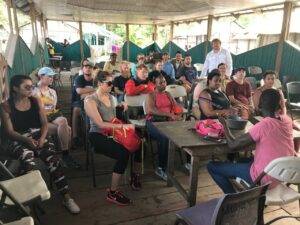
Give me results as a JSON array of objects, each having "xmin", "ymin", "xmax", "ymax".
[{"xmin": 38, "ymin": 67, "xmax": 56, "ymax": 76}]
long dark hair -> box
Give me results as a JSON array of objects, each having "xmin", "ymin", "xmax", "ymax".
[
  {"xmin": 9, "ymin": 75, "xmax": 32, "ymax": 99},
  {"xmin": 95, "ymin": 71, "xmax": 111, "ymax": 84},
  {"xmin": 259, "ymin": 89, "xmax": 281, "ymax": 115}
]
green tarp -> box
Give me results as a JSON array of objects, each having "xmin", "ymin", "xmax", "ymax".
[
  {"xmin": 186, "ymin": 41, "xmax": 211, "ymax": 64},
  {"xmin": 48, "ymin": 39, "xmax": 91, "ymax": 61},
  {"xmin": 8, "ymin": 36, "xmax": 45, "ymax": 80},
  {"xmin": 280, "ymin": 42, "xmax": 300, "ymax": 80},
  {"xmin": 161, "ymin": 41, "xmax": 185, "ymax": 58},
  {"xmin": 232, "ymin": 42, "xmax": 278, "ymax": 77}
]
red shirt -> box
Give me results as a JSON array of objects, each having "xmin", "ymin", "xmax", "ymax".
[
  {"xmin": 225, "ymin": 80, "xmax": 252, "ymax": 105},
  {"xmin": 125, "ymin": 79, "xmax": 155, "ymax": 96}
]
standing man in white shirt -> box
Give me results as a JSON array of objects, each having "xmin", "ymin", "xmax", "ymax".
[{"xmin": 200, "ymin": 38, "xmax": 232, "ymax": 79}]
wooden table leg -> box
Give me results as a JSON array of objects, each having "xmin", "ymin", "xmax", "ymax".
[
  {"xmin": 167, "ymin": 140, "xmax": 175, "ymax": 187},
  {"xmin": 188, "ymin": 155, "xmax": 200, "ymax": 206}
]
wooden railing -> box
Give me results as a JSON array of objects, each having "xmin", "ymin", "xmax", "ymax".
[{"xmin": 0, "ymin": 53, "xmax": 8, "ymax": 103}]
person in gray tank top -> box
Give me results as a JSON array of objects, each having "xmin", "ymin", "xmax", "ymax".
[{"xmin": 84, "ymin": 71, "xmax": 142, "ymax": 206}]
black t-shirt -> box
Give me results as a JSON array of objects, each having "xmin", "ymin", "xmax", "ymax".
[
  {"xmin": 113, "ymin": 75, "xmax": 130, "ymax": 92},
  {"xmin": 8, "ymin": 97, "xmax": 41, "ymax": 133},
  {"xmin": 71, "ymin": 75, "xmax": 94, "ymax": 103},
  {"xmin": 179, "ymin": 66, "xmax": 198, "ymax": 83}
]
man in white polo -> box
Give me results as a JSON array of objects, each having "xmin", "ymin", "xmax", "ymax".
[{"xmin": 200, "ymin": 38, "xmax": 232, "ymax": 79}]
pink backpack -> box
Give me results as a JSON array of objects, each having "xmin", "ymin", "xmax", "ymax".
[{"xmin": 194, "ymin": 119, "xmax": 225, "ymax": 139}]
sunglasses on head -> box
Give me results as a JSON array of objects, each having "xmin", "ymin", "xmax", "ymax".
[{"xmin": 102, "ymin": 80, "xmax": 113, "ymax": 86}]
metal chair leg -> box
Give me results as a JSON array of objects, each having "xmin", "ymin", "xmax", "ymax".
[{"xmin": 90, "ymin": 147, "xmax": 96, "ymax": 187}]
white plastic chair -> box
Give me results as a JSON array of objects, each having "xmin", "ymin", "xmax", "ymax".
[
  {"xmin": 166, "ymin": 85, "xmax": 187, "ymax": 99},
  {"xmin": 237, "ymin": 156, "xmax": 300, "ymax": 224},
  {"xmin": 165, "ymin": 85, "xmax": 188, "ymax": 113},
  {"xmin": 193, "ymin": 63, "xmax": 204, "ymax": 72},
  {"xmin": 124, "ymin": 94, "xmax": 147, "ymax": 127},
  {"xmin": 4, "ymin": 217, "xmax": 34, "ymax": 225},
  {"xmin": 245, "ymin": 77, "xmax": 257, "ymax": 91},
  {"xmin": 248, "ymin": 66, "xmax": 262, "ymax": 76},
  {"xmin": 0, "ymin": 170, "xmax": 50, "ymax": 205},
  {"xmin": 70, "ymin": 67, "xmax": 81, "ymax": 76}
]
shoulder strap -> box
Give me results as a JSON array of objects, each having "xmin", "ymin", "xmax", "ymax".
[{"xmin": 198, "ymin": 95, "xmax": 223, "ymax": 109}]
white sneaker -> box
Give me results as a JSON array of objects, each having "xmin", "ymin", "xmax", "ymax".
[
  {"xmin": 184, "ymin": 163, "xmax": 191, "ymax": 172},
  {"xmin": 63, "ymin": 198, "xmax": 80, "ymax": 214},
  {"xmin": 155, "ymin": 167, "xmax": 167, "ymax": 181}
]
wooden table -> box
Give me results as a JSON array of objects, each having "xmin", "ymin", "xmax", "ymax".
[{"xmin": 154, "ymin": 120, "xmax": 300, "ymax": 207}]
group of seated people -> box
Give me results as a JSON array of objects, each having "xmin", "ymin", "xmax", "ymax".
[{"xmin": 1, "ymin": 48, "xmax": 299, "ymax": 214}]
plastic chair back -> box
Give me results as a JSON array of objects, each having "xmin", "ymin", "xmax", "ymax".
[
  {"xmin": 287, "ymin": 82, "xmax": 300, "ymax": 103},
  {"xmin": 245, "ymin": 77, "xmax": 257, "ymax": 91},
  {"xmin": 194, "ymin": 63, "xmax": 204, "ymax": 72},
  {"xmin": 248, "ymin": 66, "xmax": 262, "ymax": 75},
  {"xmin": 124, "ymin": 94, "xmax": 147, "ymax": 107},
  {"xmin": 166, "ymin": 85, "xmax": 186, "ymax": 98},
  {"xmin": 70, "ymin": 67, "xmax": 81, "ymax": 76},
  {"xmin": 264, "ymin": 156, "xmax": 300, "ymax": 184},
  {"xmin": 212, "ymin": 183, "xmax": 269, "ymax": 225}
]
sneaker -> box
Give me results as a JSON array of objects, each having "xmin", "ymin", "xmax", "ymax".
[
  {"xmin": 62, "ymin": 155, "xmax": 82, "ymax": 169},
  {"xmin": 71, "ymin": 137, "xmax": 82, "ymax": 148},
  {"xmin": 63, "ymin": 198, "xmax": 80, "ymax": 214},
  {"xmin": 106, "ymin": 189, "xmax": 131, "ymax": 206},
  {"xmin": 155, "ymin": 167, "xmax": 167, "ymax": 181},
  {"xmin": 184, "ymin": 163, "xmax": 191, "ymax": 173},
  {"xmin": 129, "ymin": 173, "xmax": 141, "ymax": 191}
]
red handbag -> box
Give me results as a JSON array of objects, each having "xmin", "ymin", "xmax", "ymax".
[{"xmin": 100, "ymin": 118, "xmax": 141, "ymax": 153}]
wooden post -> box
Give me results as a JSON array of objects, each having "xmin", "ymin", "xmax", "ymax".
[
  {"xmin": 6, "ymin": 0, "xmax": 13, "ymax": 34},
  {"xmin": 30, "ymin": 4, "xmax": 36, "ymax": 36},
  {"xmin": 44, "ymin": 19, "xmax": 49, "ymax": 38},
  {"xmin": 205, "ymin": 15, "xmax": 213, "ymax": 55},
  {"xmin": 169, "ymin": 22, "xmax": 174, "ymax": 42},
  {"xmin": 40, "ymin": 14, "xmax": 45, "ymax": 39},
  {"xmin": 153, "ymin": 24, "xmax": 158, "ymax": 42},
  {"xmin": 11, "ymin": 0, "xmax": 19, "ymax": 35},
  {"xmin": 275, "ymin": 2, "xmax": 293, "ymax": 75},
  {"xmin": 34, "ymin": 16, "xmax": 38, "ymax": 40},
  {"xmin": 126, "ymin": 23, "xmax": 130, "ymax": 62},
  {"xmin": 79, "ymin": 21, "xmax": 84, "ymax": 60}
]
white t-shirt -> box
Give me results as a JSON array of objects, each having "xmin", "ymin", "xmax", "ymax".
[
  {"xmin": 200, "ymin": 48, "xmax": 232, "ymax": 78},
  {"xmin": 33, "ymin": 86, "xmax": 57, "ymax": 113}
]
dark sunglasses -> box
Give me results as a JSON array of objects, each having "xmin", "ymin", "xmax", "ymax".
[
  {"xmin": 23, "ymin": 85, "xmax": 34, "ymax": 91},
  {"xmin": 83, "ymin": 65, "xmax": 93, "ymax": 68},
  {"xmin": 102, "ymin": 81, "xmax": 113, "ymax": 86}
]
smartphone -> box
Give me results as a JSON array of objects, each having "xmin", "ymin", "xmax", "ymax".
[{"xmin": 203, "ymin": 135, "xmax": 223, "ymax": 143}]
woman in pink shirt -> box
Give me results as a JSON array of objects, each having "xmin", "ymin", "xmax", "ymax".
[{"xmin": 207, "ymin": 89, "xmax": 295, "ymax": 193}]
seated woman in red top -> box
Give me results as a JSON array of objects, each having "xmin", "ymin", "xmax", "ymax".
[
  {"xmin": 226, "ymin": 67, "xmax": 254, "ymax": 119},
  {"xmin": 145, "ymin": 75, "xmax": 182, "ymax": 181},
  {"xmin": 125, "ymin": 64, "xmax": 154, "ymax": 96}
]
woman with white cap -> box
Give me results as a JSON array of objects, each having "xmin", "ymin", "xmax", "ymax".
[{"xmin": 33, "ymin": 67, "xmax": 81, "ymax": 169}]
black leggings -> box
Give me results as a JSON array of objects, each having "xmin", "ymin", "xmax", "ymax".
[{"xmin": 89, "ymin": 132, "xmax": 141, "ymax": 174}]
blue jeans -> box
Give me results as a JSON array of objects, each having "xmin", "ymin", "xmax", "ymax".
[
  {"xmin": 146, "ymin": 120, "xmax": 169, "ymax": 168},
  {"xmin": 207, "ymin": 159, "xmax": 253, "ymax": 194}
]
